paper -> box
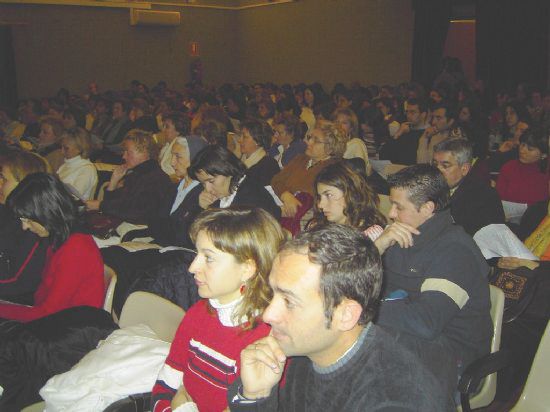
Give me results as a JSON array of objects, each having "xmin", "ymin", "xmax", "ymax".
[
  {"xmin": 473, "ymin": 224, "xmax": 538, "ymax": 260},
  {"xmin": 117, "ymin": 242, "xmax": 161, "ymax": 253},
  {"xmin": 116, "ymin": 222, "xmax": 148, "ymax": 238},
  {"xmin": 501, "ymin": 200, "xmax": 528, "ymax": 224}
]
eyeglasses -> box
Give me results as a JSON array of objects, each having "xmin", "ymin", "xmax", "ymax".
[{"xmin": 305, "ymin": 134, "xmax": 327, "ymax": 145}]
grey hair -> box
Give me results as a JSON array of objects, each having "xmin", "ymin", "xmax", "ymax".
[{"xmin": 433, "ymin": 138, "xmax": 473, "ymax": 166}]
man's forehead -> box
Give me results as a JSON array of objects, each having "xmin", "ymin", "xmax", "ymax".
[{"xmin": 270, "ymin": 251, "xmax": 322, "ymax": 292}]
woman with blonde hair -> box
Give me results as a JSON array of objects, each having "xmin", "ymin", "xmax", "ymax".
[
  {"xmin": 332, "ymin": 107, "xmax": 371, "ymax": 174},
  {"xmin": 57, "ymin": 128, "xmax": 98, "ymax": 200},
  {"xmin": 271, "ymin": 121, "xmax": 347, "ymax": 218},
  {"xmin": 152, "ymin": 207, "xmax": 285, "ymax": 412}
]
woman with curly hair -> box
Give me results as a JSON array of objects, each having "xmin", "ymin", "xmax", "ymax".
[{"xmin": 309, "ymin": 161, "xmax": 386, "ymax": 241}]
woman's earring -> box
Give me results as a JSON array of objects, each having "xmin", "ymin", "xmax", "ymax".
[{"xmin": 240, "ymin": 283, "xmax": 246, "ymax": 295}]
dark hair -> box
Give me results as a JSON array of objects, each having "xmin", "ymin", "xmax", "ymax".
[
  {"xmin": 163, "ymin": 112, "xmax": 190, "ymax": 136},
  {"xmin": 387, "ymin": 164, "xmax": 450, "ymax": 212},
  {"xmin": 240, "ymin": 119, "xmax": 273, "ymax": 150},
  {"xmin": 188, "ymin": 145, "xmax": 246, "ymax": 192},
  {"xmin": 272, "ymin": 113, "xmax": 300, "ymax": 140},
  {"xmin": 431, "ymin": 101, "xmax": 456, "ymax": 121},
  {"xmin": 63, "ymin": 107, "xmax": 86, "ymax": 129},
  {"xmin": 194, "ymin": 119, "xmax": 228, "ymax": 147},
  {"xmin": 7, "ymin": 173, "xmax": 78, "ymax": 249},
  {"xmin": 311, "ymin": 162, "xmax": 386, "ymax": 230},
  {"xmin": 406, "ymin": 98, "xmax": 428, "ymax": 114},
  {"xmin": 280, "ymin": 224, "xmax": 382, "ymax": 327},
  {"xmin": 520, "ymin": 128, "xmax": 548, "ymax": 155}
]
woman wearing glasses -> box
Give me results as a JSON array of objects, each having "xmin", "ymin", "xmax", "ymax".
[
  {"xmin": 271, "ymin": 122, "xmax": 347, "ymax": 218},
  {"xmin": 0, "ymin": 173, "xmax": 104, "ymax": 321}
]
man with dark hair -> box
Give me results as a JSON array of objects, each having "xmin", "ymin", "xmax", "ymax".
[
  {"xmin": 433, "ymin": 138, "xmax": 505, "ymax": 236},
  {"xmin": 417, "ymin": 102, "xmax": 463, "ymax": 163},
  {"xmin": 379, "ymin": 98, "xmax": 428, "ymax": 165},
  {"xmin": 375, "ymin": 164, "xmax": 492, "ymax": 374},
  {"xmin": 229, "ymin": 224, "xmax": 455, "ymax": 411}
]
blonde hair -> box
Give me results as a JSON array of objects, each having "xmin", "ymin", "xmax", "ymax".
[
  {"xmin": 190, "ymin": 207, "xmax": 286, "ymax": 329},
  {"xmin": 123, "ymin": 129, "xmax": 160, "ymax": 160},
  {"xmin": 0, "ymin": 149, "xmax": 49, "ymax": 183},
  {"xmin": 332, "ymin": 107, "xmax": 359, "ymax": 138},
  {"xmin": 319, "ymin": 122, "xmax": 347, "ymax": 158},
  {"xmin": 61, "ymin": 128, "xmax": 92, "ymax": 159}
]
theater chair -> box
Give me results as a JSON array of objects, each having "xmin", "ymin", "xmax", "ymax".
[{"xmin": 458, "ymin": 285, "xmax": 506, "ymax": 411}]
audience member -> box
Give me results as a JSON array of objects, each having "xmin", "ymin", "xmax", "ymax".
[
  {"xmin": 379, "ymin": 97, "xmax": 428, "ymax": 165},
  {"xmin": 375, "ymin": 164, "xmax": 492, "ymax": 372},
  {"xmin": 268, "ymin": 113, "xmax": 306, "ymax": 168},
  {"xmin": 239, "ymin": 119, "xmax": 279, "ymax": 187},
  {"xmin": 158, "ymin": 112, "xmax": 190, "ymax": 176},
  {"xmin": 57, "ymin": 128, "xmax": 98, "ymax": 200},
  {"xmin": 309, "ymin": 161, "xmax": 386, "ymax": 239},
  {"xmin": 0, "ymin": 150, "xmax": 50, "ymax": 304},
  {"xmin": 332, "ymin": 108, "xmax": 371, "ymax": 174},
  {"xmin": 229, "ymin": 224, "xmax": 455, "ymax": 411},
  {"xmin": 417, "ymin": 102, "xmax": 463, "ymax": 164},
  {"xmin": 496, "ymin": 129, "xmax": 549, "ymax": 205},
  {"xmin": 85, "ymin": 129, "xmax": 173, "ymax": 224},
  {"xmin": 152, "ymin": 207, "xmax": 285, "ymax": 412},
  {"xmin": 271, "ymin": 122, "xmax": 347, "ymax": 218},
  {"xmin": 432, "ymin": 139, "xmax": 504, "ymax": 236},
  {"xmin": 36, "ymin": 117, "xmax": 65, "ymax": 171},
  {"xmin": 189, "ymin": 145, "xmax": 281, "ymax": 219},
  {"xmin": 0, "ymin": 173, "xmax": 104, "ymax": 321}
]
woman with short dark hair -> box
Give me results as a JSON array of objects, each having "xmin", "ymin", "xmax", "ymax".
[
  {"xmin": 238, "ymin": 119, "xmax": 279, "ymax": 186},
  {"xmin": 0, "ymin": 173, "xmax": 104, "ymax": 321},
  {"xmin": 188, "ymin": 145, "xmax": 280, "ymax": 219}
]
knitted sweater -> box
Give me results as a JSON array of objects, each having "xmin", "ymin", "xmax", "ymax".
[
  {"xmin": 271, "ymin": 154, "xmax": 334, "ymax": 196},
  {"xmin": 496, "ymin": 160, "xmax": 549, "ymax": 205},
  {"xmin": 152, "ymin": 299, "xmax": 270, "ymax": 412},
  {"xmin": 0, "ymin": 233, "xmax": 104, "ymax": 322},
  {"xmin": 228, "ymin": 324, "xmax": 456, "ymax": 411}
]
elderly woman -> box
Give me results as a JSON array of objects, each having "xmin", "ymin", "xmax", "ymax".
[
  {"xmin": 85, "ymin": 129, "xmax": 173, "ymax": 224},
  {"xmin": 36, "ymin": 117, "xmax": 65, "ymax": 171},
  {"xmin": 158, "ymin": 112, "xmax": 190, "ymax": 177},
  {"xmin": 271, "ymin": 122, "xmax": 347, "ymax": 217},
  {"xmin": 0, "ymin": 149, "xmax": 50, "ymax": 304},
  {"xmin": 239, "ymin": 119, "xmax": 279, "ymax": 186},
  {"xmin": 269, "ymin": 113, "xmax": 306, "ymax": 168},
  {"xmin": 57, "ymin": 128, "xmax": 98, "ymax": 200}
]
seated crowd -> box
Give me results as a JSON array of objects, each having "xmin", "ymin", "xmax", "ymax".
[{"xmin": 0, "ymin": 74, "xmax": 548, "ymax": 411}]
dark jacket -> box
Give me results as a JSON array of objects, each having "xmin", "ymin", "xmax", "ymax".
[
  {"xmin": 379, "ymin": 129, "xmax": 424, "ymax": 165},
  {"xmin": 100, "ymin": 159, "xmax": 173, "ymax": 224},
  {"xmin": 377, "ymin": 210, "xmax": 493, "ymax": 369},
  {"xmin": 0, "ymin": 205, "xmax": 48, "ymax": 305},
  {"xmin": 246, "ymin": 156, "xmax": 280, "ymax": 187},
  {"xmin": 451, "ymin": 172, "xmax": 505, "ymax": 236},
  {"xmin": 214, "ymin": 175, "xmax": 281, "ymax": 220}
]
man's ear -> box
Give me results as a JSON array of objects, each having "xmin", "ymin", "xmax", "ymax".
[
  {"xmin": 240, "ymin": 259, "xmax": 257, "ymax": 283},
  {"xmin": 460, "ymin": 162, "xmax": 472, "ymax": 177},
  {"xmin": 420, "ymin": 200, "xmax": 435, "ymax": 217},
  {"xmin": 334, "ymin": 299, "xmax": 363, "ymax": 332}
]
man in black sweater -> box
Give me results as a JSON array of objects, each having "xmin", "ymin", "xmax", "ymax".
[
  {"xmin": 228, "ymin": 225, "xmax": 456, "ymax": 411},
  {"xmin": 432, "ymin": 138, "xmax": 505, "ymax": 236}
]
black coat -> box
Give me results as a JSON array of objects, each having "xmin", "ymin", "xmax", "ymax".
[
  {"xmin": 246, "ymin": 156, "xmax": 280, "ymax": 187},
  {"xmin": 450, "ymin": 172, "xmax": 505, "ymax": 236}
]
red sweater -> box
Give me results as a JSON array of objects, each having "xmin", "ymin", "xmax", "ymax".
[
  {"xmin": 0, "ymin": 233, "xmax": 104, "ymax": 322},
  {"xmin": 152, "ymin": 300, "xmax": 270, "ymax": 412},
  {"xmin": 496, "ymin": 160, "xmax": 549, "ymax": 205}
]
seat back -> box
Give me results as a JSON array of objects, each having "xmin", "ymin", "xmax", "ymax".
[
  {"xmin": 103, "ymin": 265, "xmax": 117, "ymax": 314},
  {"xmin": 511, "ymin": 320, "xmax": 550, "ymax": 412},
  {"xmin": 462, "ymin": 285, "xmax": 505, "ymax": 410},
  {"xmin": 119, "ymin": 291, "xmax": 185, "ymax": 342}
]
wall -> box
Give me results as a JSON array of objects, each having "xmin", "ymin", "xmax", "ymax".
[
  {"xmin": 235, "ymin": 0, "xmax": 414, "ymax": 88},
  {"xmin": 0, "ymin": 0, "xmax": 414, "ymax": 99},
  {"xmin": 0, "ymin": 3, "xmax": 238, "ymax": 98}
]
